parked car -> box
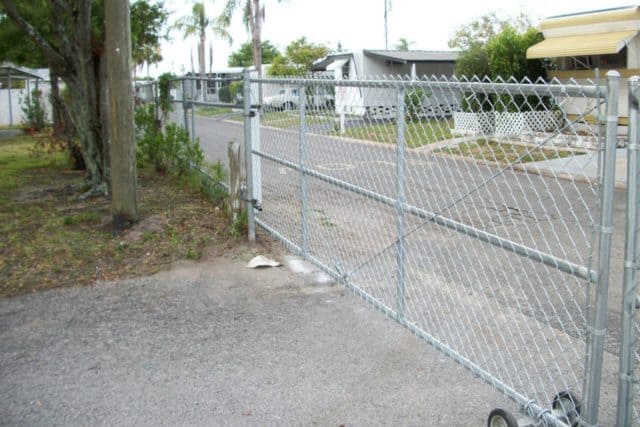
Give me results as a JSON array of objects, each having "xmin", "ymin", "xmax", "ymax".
[{"xmin": 263, "ymin": 87, "xmax": 334, "ymax": 111}]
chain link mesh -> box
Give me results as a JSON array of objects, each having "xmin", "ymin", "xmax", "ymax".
[{"xmin": 247, "ymin": 74, "xmax": 616, "ymax": 424}]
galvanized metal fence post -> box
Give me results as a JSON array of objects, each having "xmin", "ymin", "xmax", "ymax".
[
  {"xmin": 583, "ymin": 70, "xmax": 620, "ymax": 426},
  {"xmin": 152, "ymin": 82, "xmax": 159, "ymax": 124},
  {"xmin": 190, "ymin": 77, "xmax": 196, "ymax": 144},
  {"xmin": 243, "ymin": 69, "xmax": 256, "ymax": 241},
  {"xmin": 8, "ymin": 74, "xmax": 13, "ymax": 127},
  {"xmin": 617, "ymin": 75, "xmax": 640, "ymax": 427},
  {"xmin": 299, "ymin": 84, "xmax": 309, "ymax": 257},
  {"xmin": 395, "ymin": 86, "xmax": 406, "ymax": 320},
  {"xmin": 181, "ymin": 78, "xmax": 189, "ymax": 135}
]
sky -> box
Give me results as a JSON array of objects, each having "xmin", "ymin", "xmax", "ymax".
[{"xmin": 149, "ymin": 0, "xmax": 630, "ymax": 77}]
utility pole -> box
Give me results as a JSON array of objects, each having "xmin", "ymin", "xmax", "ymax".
[
  {"xmin": 105, "ymin": 0, "xmax": 138, "ymax": 226},
  {"xmin": 384, "ymin": 0, "xmax": 388, "ymax": 50}
]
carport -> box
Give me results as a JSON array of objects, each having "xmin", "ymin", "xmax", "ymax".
[{"xmin": 0, "ymin": 63, "xmax": 43, "ymax": 128}]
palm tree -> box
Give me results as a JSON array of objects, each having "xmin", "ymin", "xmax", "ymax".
[
  {"xmin": 395, "ymin": 38, "xmax": 414, "ymax": 51},
  {"xmin": 220, "ymin": 0, "xmax": 282, "ymax": 102},
  {"xmin": 175, "ymin": 1, "xmax": 231, "ymax": 100},
  {"xmin": 220, "ymin": 1, "xmax": 262, "ymax": 72}
]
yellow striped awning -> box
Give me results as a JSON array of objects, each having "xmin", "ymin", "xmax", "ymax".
[{"xmin": 526, "ymin": 30, "xmax": 637, "ymax": 59}]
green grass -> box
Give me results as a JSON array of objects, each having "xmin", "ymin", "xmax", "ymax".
[
  {"xmin": 0, "ymin": 137, "xmax": 67, "ymax": 195},
  {"xmin": 229, "ymin": 111, "xmax": 334, "ymax": 129},
  {"xmin": 0, "ymin": 136, "xmax": 232, "ymax": 298},
  {"xmin": 195, "ymin": 106, "xmax": 234, "ymax": 117},
  {"xmin": 435, "ymin": 139, "xmax": 581, "ymax": 164},
  {"xmin": 337, "ymin": 118, "xmax": 453, "ymax": 148}
]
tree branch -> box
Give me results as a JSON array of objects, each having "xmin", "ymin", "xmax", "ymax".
[
  {"xmin": 47, "ymin": 0, "xmax": 76, "ymax": 66},
  {"xmin": 0, "ymin": 0, "xmax": 68, "ymax": 71}
]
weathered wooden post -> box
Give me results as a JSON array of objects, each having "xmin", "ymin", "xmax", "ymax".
[{"xmin": 228, "ymin": 140, "xmax": 242, "ymax": 222}]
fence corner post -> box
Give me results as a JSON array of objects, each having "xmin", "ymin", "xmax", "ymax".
[{"xmin": 243, "ymin": 69, "xmax": 256, "ymax": 241}]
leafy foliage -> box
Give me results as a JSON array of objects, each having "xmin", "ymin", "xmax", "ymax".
[
  {"xmin": 268, "ymin": 37, "xmax": 329, "ymax": 76},
  {"xmin": 217, "ymin": 80, "xmax": 242, "ymax": 104},
  {"xmin": 157, "ymin": 72, "xmax": 175, "ymax": 117},
  {"xmin": 486, "ymin": 26, "xmax": 544, "ymax": 80},
  {"xmin": 404, "ymin": 89, "xmax": 430, "ymax": 122},
  {"xmin": 228, "ymin": 40, "xmax": 280, "ymax": 66},
  {"xmin": 135, "ymin": 104, "xmax": 203, "ymax": 175},
  {"xmin": 0, "ymin": 0, "xmax": 47, "ymax": 67},
  {"xmin": 131, "ymin": 0, "xmax": 169, "ymax": 70},
  {"xmin": 450, "ymin": 13, "xmax": 546, "ymax": 112},
  {"xmin": 454, "ymin": 44, "xmax": 490, "ymax": 81},
  {"xmin": 173, "ymin": 0, "xmax": 230, "ymax": 78},
  {"xmin": 448, "ymin": 12, "xmax": 530, "ymax": 51},
  {"xmin": 217, "ymin": 85, "xmax": 232, "ymax": 103},
  {"xmin": 21, "ymin": 89, "xmax": 46, "ymax": 131}
]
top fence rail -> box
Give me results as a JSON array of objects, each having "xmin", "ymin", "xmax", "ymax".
[{"xmin": 248, "ymin": 74, "xmax": 606, "ymax": 98}]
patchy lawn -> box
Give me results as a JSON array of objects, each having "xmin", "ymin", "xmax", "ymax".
[
  {"xmin": 195, "ymin": 106, "xmax": 235, "ymax": 117},
  {"xmin": 434, "ymin": 139, "xmax": 582, "ymax": 164},
  {"xmin": 337, "ymin": 118, "xmax": 453, "ymax": 148},
  {"xmin": 0, "ymin": 136, "xmax": 236, "ymax": 298}
]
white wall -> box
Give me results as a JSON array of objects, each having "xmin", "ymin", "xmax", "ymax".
[
  {"xmin": 0, "ymin": 82, "xmax": 52, "ymax": 127},
  {"xmin": 0, "ymin": 88, "xmax": 23, "ymax": 126}
]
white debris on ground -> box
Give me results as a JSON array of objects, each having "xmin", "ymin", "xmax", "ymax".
[
  {"xmin": 283, "ymin": 255, "xmax": 334, "ymax": 286},
  {"xmin": 246, "ymin": 255, "xmax": 281, "ymax": 269}
]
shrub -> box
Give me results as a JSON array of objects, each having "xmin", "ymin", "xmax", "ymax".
[
  {"xmin": 218, "ymin": 85, "xmax": 232, "ymax": 103},
  {"xmin": 157, "ymin": 72, "xmax": 175, "ymax": 119},
  {"xmin": 21, "ymin": 89, "xmax": 47, "ymax": 131},
  {"xmin": 405, "ymin": 88, "xmax": 430, "ymax": 122},
  {"xmin": 134, "ymin": 104, "xmax": 204, "ymax": 174},
  {"xmin": 229, "ymin": 81, "xmax": 243, "ymax": 104}
]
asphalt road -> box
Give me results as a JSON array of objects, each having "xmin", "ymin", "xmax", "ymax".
[
  {"xmin": 185, "ymin": 111, "xmax": 628, "ymax": 421},
  {"xmin": 0, "ymin": 256, "xmax": 520, "ymax": 426}
]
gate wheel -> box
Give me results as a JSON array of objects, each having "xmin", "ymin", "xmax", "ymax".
[
  {"xmin": 487, "ymin": 408, "xmax": 519, "ymax": 427},
  {"xmin": 552, "ymin": 390, "xmax": 581, "ymax": 426}
]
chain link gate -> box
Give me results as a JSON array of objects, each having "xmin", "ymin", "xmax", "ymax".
[
  {"xmin": 136, "ymin": 70, "xmax": 640, "ymax": 425},
  {"xmin": 241, "ymin": 70, "xmax": 622, "ymax": 426}
]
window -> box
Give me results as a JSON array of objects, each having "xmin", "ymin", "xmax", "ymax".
[
  {"xmin": 342, "ymin": 61, "xmax": 350, "ymax": 79},
  {"xmin": 569, "ymin": 48, "xmax": 627, "ymax": 70}
]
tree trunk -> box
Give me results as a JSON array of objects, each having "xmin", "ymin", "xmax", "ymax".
[
  {"xmin": 249, "ymin": 0, "xmax": 263, "ymax": 103},
  {"xmin": 98, "ymin": 53, "xmax": 111, "ymax": 192},
  {"xmin": 71, "ymin": 0, "xmax": 105, "ymax": 195},
  {"xmin": 105, "ymin": 0, "xmax": 138, "ymax": 226},
  {"xmin": 49, "ymin": 66, "xmax": 85, "ymax": 170},
  {"xmin": 49, "ymin": 67, "xmax": 63, "ymax": 138}
]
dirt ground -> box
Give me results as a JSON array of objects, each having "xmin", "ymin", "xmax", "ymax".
[{"xmin": 0, "ymin": 136, "xmax": 244, "ymax": 298}]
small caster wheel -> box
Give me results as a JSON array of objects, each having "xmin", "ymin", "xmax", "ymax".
[
  {"xmin": 552, "ymin": 390, "xmax": 581, "ymax": 425},
  {"xmin": 487, "ymin": 408, "xmax": 519, "ymax": 427}
]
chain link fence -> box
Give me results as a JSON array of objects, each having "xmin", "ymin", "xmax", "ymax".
[{"xmin": 137, "ymin": 70, "xmax": 640, "ymax": 426}]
